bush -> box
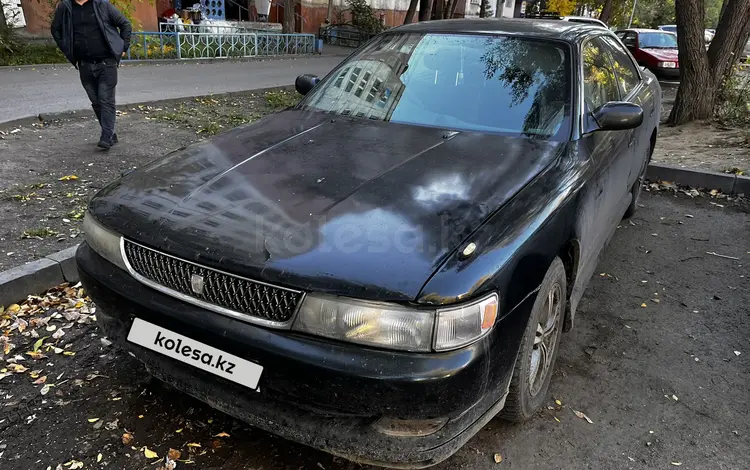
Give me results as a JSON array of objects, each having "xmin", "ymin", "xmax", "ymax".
[
  {"xmin": 715, "ymin": 61, "xmax": 750, "ymax": 127},
  {"xmin": 0, "ymin": 41, "xmax": 67, "ymax": 66}
]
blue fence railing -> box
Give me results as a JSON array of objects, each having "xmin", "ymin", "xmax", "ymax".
[{"xmin": 125, "ymin": 31, "xmax": 316, "ymax": 61}]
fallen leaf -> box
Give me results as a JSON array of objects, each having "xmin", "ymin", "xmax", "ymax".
[
  {"xmin": 33, "ymin": 375, "xmax": 47, "ymax": 384},
  {"xmin": 26, "ymin": 350, "xmax": 46, "ymax": 359},
  {"xmin": 62, "ymin": 351, "xmax": 76, "ymax": 356},
  {"xmin": 641, "ymin": 303, "xmax": 647, "ymax": 308},
  {"xmin": 143, "ymin": 447, "xmax": 158, "ymax": 459},
  {"xmin": 572, "ymin": 409, "xmax": 594, "ymax": 424},
  {"xmin": 65, "ymin": 460, "xmax": 84, "ymax": 469},
  {"xmin": 554, "ymin": 416, "xmax": 561, "ymax": 423},
  {"xmin": 214, "ymin": 432, "xmax": 230, "ymax": 438},
  {"xmin": 672, "ymin": 395, "xmax": 679, "ymax": 401},
  {"xmin": 97, "ymin": 454, "xmax": 103, "ymax": 463},
  {"xmin": 187, "ymin": 442, "xmax": 201, "ymax": 448},
  {"xmin": 8, "ymin": 364, "xmax": 28, "ymax": 373},
  {"xmin": 122, "ymin": 432, "xmax": 134, "ymax": 445},
  {"xmin": 734, "ymin": 351, "xmax": 742, "ymax": 356},
  {"xmin": 168, "ymin": 448, "xmax": 182, "ymax": 460},
  {"xmin": 88, "ymin": 417, "xmax": 100, "ymax": 423},
  {"xmin": 493, "ymin": 452, "xmax": 503, "ymax": 463},
  {"xmin": 29, "ymin": 369, "xmax": 42, "ymax": 379},
  {"xmin": 554, "ymin": 399, "xmax": 562, "ymax": 406},
  {"xmin": 40, "ymin": 383, "xmax": 52, "ymax": 395},
  {"xmin": 175, "ymin": 428, "xmax": 183, "ymax": 433},
  {"xmin": 59, "ymin": 175, "xmax": 79, "ymax": 181},
  {"xmin": 671, "ymin": 463, "xmax": 683, "ymax": 467}
]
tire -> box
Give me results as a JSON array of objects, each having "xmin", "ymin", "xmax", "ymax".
[
  {"xmin": 500, "ymin": 257, "xmax": 567, "ymax": 423},
  {"xmin": 623, "ymin": 137, "xmax": 655, "ymax": 219}
]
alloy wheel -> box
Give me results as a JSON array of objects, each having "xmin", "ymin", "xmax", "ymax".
[{"xmin": 528, "ymin": 282, "xmax": 562, "ymax": 397}]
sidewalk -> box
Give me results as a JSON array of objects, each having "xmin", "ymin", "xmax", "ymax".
[{"xmin": 0, "ymin": 54, "xmax": 346, "ymax": 124}]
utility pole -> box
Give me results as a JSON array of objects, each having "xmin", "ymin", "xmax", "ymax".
[
  {"xmin": 326, "ymin": 0, "xmax": 334, "ymax": 23},
  {"xmin": 627, "ymin": 0, "xmax": 638, "ymax": 28}
]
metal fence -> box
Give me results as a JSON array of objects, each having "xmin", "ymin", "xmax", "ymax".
[{"xmin": 125, "ymin": 31, "xmax": 316, "ymax": 61}]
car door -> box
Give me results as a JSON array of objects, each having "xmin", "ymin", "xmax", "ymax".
[
  {"xmin": 620, "ymin": 32, "xmax": 641, "ymax": 64},
  {"xmin": 601, "ymin": 35, "xmax": 653, "ymax": 188},
  {"xmin": 576, "ymin": 36, "xmax": 632, "ymax": 273}
]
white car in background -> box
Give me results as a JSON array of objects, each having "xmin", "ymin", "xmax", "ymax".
[
  {"xmin": 658, "ymin": 24, "xmax": 715, "ymax": 43},
  {"xmin": 560, "ymin": 16, "xmax": 608, "ymax": 28}
]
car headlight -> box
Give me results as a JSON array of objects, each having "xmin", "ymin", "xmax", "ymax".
[
  {"xmin": 292, "ymin": 293, "xmax": 498, "ymax": 352},
  {"xmin": 83, "ymin": 212, "xmax": 127, "ymax": 270},
  {"xmin": 659, "ymin": 61, "xmax": 677, "ymax": 68}
]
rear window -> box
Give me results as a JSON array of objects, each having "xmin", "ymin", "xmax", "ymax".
[{"xmin": 299, "ymin": 33, "xmax": 573, "ymax": 140}]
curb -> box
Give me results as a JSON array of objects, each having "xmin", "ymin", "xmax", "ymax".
[
  {"xmin": 646, "ymin": 162, "xmax": 748, "ymax": 195},
  {"xmin": 0, "ymin": 84, "xmax": 299, "ymax": 129},
  {"xmin": 1, "ymin": 167, "xmax": 747, "ymax": 307},
  {"xmin": 0, "ymin": 246, "xmax": 79, "ymax": 307},
  {"xmin": 0, "ymin": 52, "xmax": 350, "ymax": 72}
]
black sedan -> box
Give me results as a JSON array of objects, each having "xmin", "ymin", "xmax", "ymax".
[{"xmin": 77, "ymin": 18, "xmax": 661, "ymax": 469}]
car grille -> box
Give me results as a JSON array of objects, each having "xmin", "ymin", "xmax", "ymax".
[{"xmin": 123, "ymin": 240, "xmax": 303, "ymax": 325}]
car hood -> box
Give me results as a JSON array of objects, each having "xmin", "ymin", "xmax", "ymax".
[
  {"xmin": 90, "ymin": 110, "xmax": 565, "ymax": 301},
  {"xmin": 641, "ymin": 48, "xmax": 679, "ymax": 61}
]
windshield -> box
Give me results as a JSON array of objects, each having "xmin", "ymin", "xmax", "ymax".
[
  {"xmin": 658, "ymin": 25, "xmax": 677, "ymax": 33},
  {"xmin": 299, "ymin": 33, "xmax": 572, "ymax": 140},
  {"xmin": 639, "ymin": 32, "xmax": 678, "ymax": 48}
]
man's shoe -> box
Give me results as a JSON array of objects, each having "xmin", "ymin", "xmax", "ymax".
[{"xmin": 97, "ymin": 134, "xmax": 117, "ymax": 150}]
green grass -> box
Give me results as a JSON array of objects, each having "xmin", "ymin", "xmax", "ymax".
[{"xmin": 0, "ymin": 43, "xmax": 67, "ymax": 66}]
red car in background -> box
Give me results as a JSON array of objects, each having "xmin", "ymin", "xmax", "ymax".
[{"xmin": 615, "ymin": 29, "xmax": 680, "ymax": 79}]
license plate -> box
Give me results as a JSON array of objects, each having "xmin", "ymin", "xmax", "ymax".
[{"xmin": 127, "ymin": 318, "xmax": 263, "ymax": 391}]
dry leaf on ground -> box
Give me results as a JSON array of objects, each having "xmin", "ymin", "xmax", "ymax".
[{"xmin": 572, "ymin": 409, "xmax": 594, "ymax": 424}]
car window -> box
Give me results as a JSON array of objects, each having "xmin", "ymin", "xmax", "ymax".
[
  {"xmin": 622, "ymin": 32, "xmax": 637, "ymax": 48},
  {"xmin": 638, "ymin": 32, "xmax": 678, "ymax": 48},
  {"xmin": 600, "ymin": 36, "xmax": 640, "ymax": 97},
  {"xmin": 581, "ymin": 37, "xmax": 620, "ymax": 111},
  {"xmin": 300, "ymin": 33, "xmax": 573, "ymax": 140}
]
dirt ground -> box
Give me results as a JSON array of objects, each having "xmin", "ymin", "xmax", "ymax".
[
  {"xmin": 0, "ymin": 190, "xmax": 747, "ymax": 470},
  {"xmin": 0, "ymin": 88, "xmax": 298, "ymax": 271},
  {"xmin": 653, "ymin": 83, "xmax": 750, "ymax": 175}
]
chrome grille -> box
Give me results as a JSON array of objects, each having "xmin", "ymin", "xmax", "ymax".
[{"xmin": 123, "ymin": 240, "xmax": 303, "ymax": 325}]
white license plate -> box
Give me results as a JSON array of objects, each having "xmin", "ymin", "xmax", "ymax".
[{"xmin": 127, "ymin": 318, "xmax": 263, "ymax": 391}]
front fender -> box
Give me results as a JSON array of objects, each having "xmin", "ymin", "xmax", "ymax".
[{"xmin": 416, "ymin": 156, "xmax": 583, "ymax": 315}]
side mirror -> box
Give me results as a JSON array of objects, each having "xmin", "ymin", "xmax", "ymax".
[
  {"xmin": 295, "ymin": 74, "xmax": 320, "ymax": 96},
  {"xmin": 590, "ymin": 101, "xmax": 643, "ymax": 132}
]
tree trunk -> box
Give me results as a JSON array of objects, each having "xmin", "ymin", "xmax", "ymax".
[
  {"xmin": 479, "ymin": 0, "xmax": 487, "ymax": 18},
  {"xmin": 434, "ymin": 0, "xmax": 444, "ymax": 19},
  {"xmin": 599, "ymin": 0, "xmax": 614, "ymax": 23},
  {"xmin": 0, "ymin": 2, "xmax": 8, "ymax": 33},
  {"xmin": 404, "ymin": 0, "xmax": 419, "ymax": 23},
  {"xmin": 419, "ymin": 0, "xmax": 433, "ymax": 21},
  {"xmin": 282, "ymin": 0, "xmax": 295, "ymax": 33},
  {"xmin": 708, "ymin": 0, "xmax": 750, "ymax": 83},
  {"xmin": 668, "ymin": 0, "xmax": 714, "ymax": 125},
  {"xmin": 449, "ymin": 0, "xmax": 460, "ymax": 17}
]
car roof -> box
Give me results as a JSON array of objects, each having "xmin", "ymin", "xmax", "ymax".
[
  {"xmin": 393, "ymin": 18, "xmax": 604, "ymax": 41},
  {"xmin": 616, "ymin": 28, "xmax": 673, "ymax": 33}
]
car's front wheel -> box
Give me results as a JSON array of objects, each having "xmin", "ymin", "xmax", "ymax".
[{"xmin": 500, "ymin": 257, "xmax": 566, "ymax": 422}]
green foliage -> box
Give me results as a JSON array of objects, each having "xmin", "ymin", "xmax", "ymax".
[
  {"xmin": 264, "ymin": 90, "xmax": 299, "ymax": 109},
  {"xmin": 345, "ymin": 0, "xmax": 385, "ymax": 34},
  {"xmin": 715, "ymin": 62, "xmax": 750, "ymax": 127},
  {"xmin": 0, "ymin": 42, "xmax": 67, "ymax": 66}
]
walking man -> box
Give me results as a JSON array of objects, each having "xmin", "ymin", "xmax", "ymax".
[{"xmin": 51, "ymin": 0, "xmax": 131, "ymax": 150}]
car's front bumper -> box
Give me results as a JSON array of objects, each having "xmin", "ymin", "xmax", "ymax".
[
  {"xmin": 650, "ymin": 66, "xmax": 680, "ymax": 79},
  {"xmin": 77, "ymin": 242, "xmax": 531, "ymax": 468}
]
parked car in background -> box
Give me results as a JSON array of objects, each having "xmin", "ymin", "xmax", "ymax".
[
  {"xmin": 560, "ymin": 15, "xmax": 609, "ymax": 28},
  {"xmin": 617, "ymin": 28, "xmax": 680, "ymax": 78},
  {"xmin": 78, "ymin": 18, "xmax": 661, "ymax": 469},
  {"xmin": 658, "ymin": 24, "xmax": 714, "ymax": 43}
]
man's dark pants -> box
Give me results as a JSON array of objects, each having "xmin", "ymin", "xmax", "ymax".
[{"xmin": 79, "ymin": 59, "xmax": 118, "ymax": 143}]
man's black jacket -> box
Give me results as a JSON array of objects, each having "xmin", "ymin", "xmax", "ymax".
[{"xmin": 51, "ymin": 0, "xmax": 132, "ymax": 66}]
